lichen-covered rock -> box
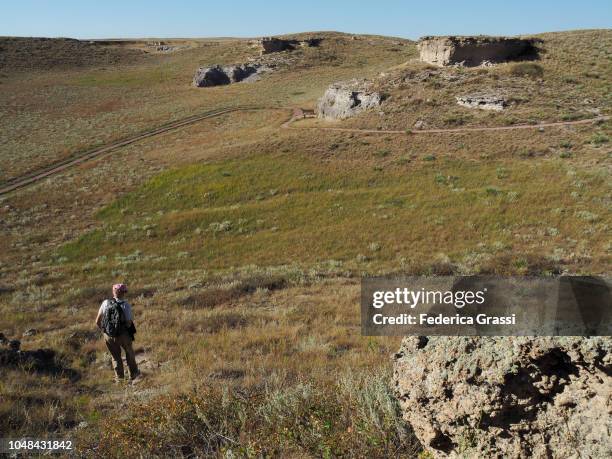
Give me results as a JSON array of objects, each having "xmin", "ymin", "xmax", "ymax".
[
  {"xmin": 418, "ymin": 36, "xmax": 539, "ymax": 67},
  {"xmin": 456, "ymin": 94, "xmax": 508, "ymax": 111},
  {"xmin": 316, "ymin": 80, "xmax": 382, "ymax": 120},
  {"xmin": 192, "ymin": 64, "xmax": 260, "ymax": 87},
  {"xmin": 393, "ymin": 336, "xmax": 611, "ymax": 458}
]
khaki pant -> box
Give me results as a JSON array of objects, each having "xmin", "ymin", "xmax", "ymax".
[{"xmin": 104, "ymin": 332, "xmax": 139, "ymax": 380}]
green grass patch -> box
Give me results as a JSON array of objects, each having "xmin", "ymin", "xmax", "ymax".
[{"xmin": 56, "ymin": 153, "xmax": 610, "ymax": 272}]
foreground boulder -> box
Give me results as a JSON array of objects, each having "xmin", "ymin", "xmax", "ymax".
[
  {"xmin": 192, "ymin": 64, "xmax": 260, "ymax": 87},
  {"xmin": 456, "ymin": 93, "xmax": 508, "ymax": 111},
  {"xmin": 316, "ymin": 80, "xmax": 382, "ymax": 120},
  {"xmin": 418, "ymin": 36, "xmax": 539, "ymax": 67},
  {"xmin": 393, "ymin": 336, "xmax": 611, "ymax": 458}
]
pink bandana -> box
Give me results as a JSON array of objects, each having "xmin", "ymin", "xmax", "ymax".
[{"xmin": 113, "ymin": 283, "xmax": 127, "ymax": 295}]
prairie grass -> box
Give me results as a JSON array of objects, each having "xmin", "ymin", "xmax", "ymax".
[
  {"xmin": 56, "ymin": 152, "xmax": 611, "ymax": 273},
  {"xmin": 0, "ymin": 29, "xmax": 610, "ymax": 457},
  {"xmin": 92, "ymin": 372, "xmax": 418, "ymax": 457},
  {"xmin": 0, "ymin": 33, "xmax": 413, "ymax": 182}
]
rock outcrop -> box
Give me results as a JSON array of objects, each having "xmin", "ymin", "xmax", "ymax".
[
  {"xmin": 192, "ymin": 49, "xmax": 301, "ymax": 88},
  {"xmin": 0, "ymin": 332, "xmax": 79, "ymax": 380},
  {"xmin": 317, "ymin": 80, "xmax": 383, "ymax": 120},
  {"xmin": 393, "ymin": 336, "xmax": 611, "ymax": 458},
  {"xmin": 192, "ymin": 64, "xmax": 260, "ymax": 87},
  {"xmin": 258, "ymin": 37, "xmax": 321, "ymax": 55},
  {"xmin": 456, "ymin": 93, "xmax": 508, "ymax": 111},
  {"xmin": 418, "ymin": 36, "xmax": 539, "ymax": 67}
]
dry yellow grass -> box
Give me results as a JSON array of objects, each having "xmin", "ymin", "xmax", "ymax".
[{"xmin": 0, "ymin": 29, "xmax": 610, "ymax": 457}]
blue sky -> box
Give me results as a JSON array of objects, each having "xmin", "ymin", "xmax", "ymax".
[{"xmin": 1, "ymin": 1, "xmax": 610, "ymax": 39}]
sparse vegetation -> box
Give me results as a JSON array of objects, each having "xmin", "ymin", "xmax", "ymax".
[
  {"xmin": 509, "ymin": 62, "xmax": 544, "ymax": 78},
  {"xmin": 0, "ymin": 27, "xmax": 610, "ymax": 457},
  {"xmin": 94, "ymin": 373, "xmax": 418, "ymax": 457}
]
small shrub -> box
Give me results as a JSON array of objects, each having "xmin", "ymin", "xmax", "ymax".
[
  {"xmin": 509, "ymin": 62, "xmax": 544, "ymax": 78},
  {"xmin": 443, "ymin": 115, "xmax": 469, "ymax": 126},
  {"xmin": 506, "ymin": 191, "xmax": 519, "ymax": 202},
  {"xmin": 591, "ymin": 133, "xmax": 609, "ymax": 145},
  {"xmin": 561, "ymin": 113, "xmax": 583, "ymax": 121},
  {"xmin": 395, "ymin": 156, "xmax": 411, "ymax": 165},
  {"xmin": 209, "ymin": 221, "xmax": 232, "ymax": 233},
  {"xmin": 575, "ymin": 210, "xmax": 599, "ymax": 222},
  {"xmin": 485, "ymin": 186, "xmax": 502, "ymax": 196},
  {"xmin": 496, "ymin": 167, "xmax": 509, "ymax": 179},
  {"xmin": 435, "ymin": 174, "xmax": 447, "ymax": 185},
  {"xmin": 375, "ymin": 149, "xmax": 391, "ymax": 158}
]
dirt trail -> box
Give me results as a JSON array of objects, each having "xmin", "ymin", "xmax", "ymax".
[
  {"xmin": 283, "ymin": 107, "xmax": 609, "ymax": 134},
  {"xmin": 1, "ymin": 107, "xmax": 608, "ymax": 196},
  {"xmin": 0, "ymin": 107, "xmax": 256, "ymax": 195}
]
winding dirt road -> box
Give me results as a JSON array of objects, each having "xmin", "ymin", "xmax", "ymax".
[
  {"xmin": 0, "ymin": 106, "xmax": 255, "ymax": 196},
  {"xmin": 1, "ymin": 107, "xmax": 608, "ymax": 196},
  {"xmin": 284, "ymin": 108, "xmax": 609, "ymax": 134}
]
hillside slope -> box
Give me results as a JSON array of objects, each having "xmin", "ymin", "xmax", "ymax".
[{"xmin": 0, "ymin": 29, "xmax": 610, "ymax": 457}]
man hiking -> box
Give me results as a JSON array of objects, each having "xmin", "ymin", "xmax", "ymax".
[{"xmin": 95, "ymin": 283, "xmax": 140, "ymax": 382}]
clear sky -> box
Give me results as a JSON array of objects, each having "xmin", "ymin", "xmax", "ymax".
[{"xmin": 1, "ymin": 0, "xmax": 610, "ymax": 39}]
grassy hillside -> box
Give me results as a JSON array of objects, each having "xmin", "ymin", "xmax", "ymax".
[
  {"xmin": 333, "ymin": 30, "xmax": 612, "ymax": 130},
  {"xmin": 0, "ymin": 33, "xmax": 413, "ymax": 181},
  {"xmin": 0, "ymin": 29, "xmax": 610, "ymax": 457},
  {"xmin": 57, "ymin": 152, "xmax": 609, "ymax": 273}
]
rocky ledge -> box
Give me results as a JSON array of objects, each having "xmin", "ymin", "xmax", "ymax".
[
  {"xmin": 418, "ymin": 35, "xmax": 540, "ymax": 67},
  {"xmin": 456, "ymin": 93, "xmax": 508, "ymax": 111},
  {"xmin": 192, "ymin": 64, "xmax": 262, "ymax": 87},
  {"xmin": 393, "ymin": 336, "xmax": 611, "ymax": 458},
  {"xmin": 192, "ymin": 52, "xmax": 296, "ymax": 88},
  {"xmin": 256, "ymin": 36, "xmax": 321, "ymax": 55}
]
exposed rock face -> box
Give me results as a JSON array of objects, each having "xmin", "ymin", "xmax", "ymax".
[
  {"xmin": 192, "ymin": 64, "xmax": 260, "ymax": 87},
  {"xmin": 393, "ymin": 336, "xmax": 611, "ymax": 458},
  {"xmin": 418, "ymin": 36, "xmax": 539, "ymax": 67},
  {"xmin": 317, "ymin": 80, "xmax": 382, "ymax": 120},
  {"xmin": 258, "ymin": 37, "xmax": 321, "ymax": 55},
  {"xmin": 457, "ymin": 94, "xmax": 508, "ymax": 111},
  {"xmin": 260, "ymin": 37, "xmax": 295, "ymax": 54}
]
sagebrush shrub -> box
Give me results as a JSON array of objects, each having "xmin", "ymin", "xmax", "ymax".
[{"xmin": 510, "ymin": 62, "xmax": 544, "ymax": 78}]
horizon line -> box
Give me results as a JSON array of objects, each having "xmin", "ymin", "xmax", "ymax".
[{"xmin": 1, "ymin": 26, "xmax": 610, "ymax": 42}]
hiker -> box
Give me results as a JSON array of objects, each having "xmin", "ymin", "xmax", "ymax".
[{"xmin": 95, "ymin": 283, "xmax": 140, "ymax": 382}]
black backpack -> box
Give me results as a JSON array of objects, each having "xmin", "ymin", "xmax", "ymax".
[{"xmin": 102, "ymin": 299, "xmax": 125, "ymax": 337}]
